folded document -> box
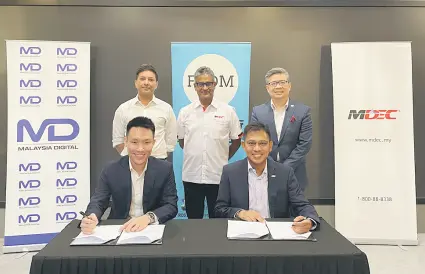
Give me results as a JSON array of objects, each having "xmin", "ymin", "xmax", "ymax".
[
  {"xmin": 266, "ymin": 221, "xmax": 312, "ymax": 240},
  {"xmin": 227, "ymin": 220, "xmax": 269, "ymax": 239},
  {"xmin": 70, "ymin": 224, "xmax": 165, "ymax": 245},
  {"xmin": 71, "ymin": 225, "xmax": 122, "ymax": 245},
  {"xmin": 227, "ymin": 220, "xmax": 312, "ymax": 240},
  {"xmin": 117, "ymin": 225, "xmax": 165, "ymax": 245}
]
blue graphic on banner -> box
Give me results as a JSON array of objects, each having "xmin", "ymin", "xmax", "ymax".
[
  {"xmin": 4, "ymin": 233, "xmax": 58, "ymax": 246},
  {"xmin": 171, "ymin": 42, "xmax": 251, "ymax": 219}
]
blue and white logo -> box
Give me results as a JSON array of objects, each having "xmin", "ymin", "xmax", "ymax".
[{"xmin": 183, "ymin": 54, "xmax": 238, "ymax": 104}]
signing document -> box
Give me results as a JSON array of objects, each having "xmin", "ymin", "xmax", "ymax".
[
  {"xmin": 117, "ymin": 225, "xmax": 165, "ymax": 245},
  {"xmin": 227, "ymin": 220, "xmax": 312, "ymax": 240},
  {"xmin": 71, "ymin": 225, "xmax": 122, "ymax": 245},
  {"xmin": 71, "ymin": 225, "xmax": 166, "ymax": 245}
]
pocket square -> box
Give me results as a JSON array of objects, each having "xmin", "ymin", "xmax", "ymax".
[{"xmin": 271, "ymin": 175, "xmax": 276, "ymax": 178}]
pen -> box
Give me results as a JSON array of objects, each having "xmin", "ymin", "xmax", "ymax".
[
  {"xmin": 79, "ymin": 211, "xmax": 91, "ymax": 219},
  {"xmin": 292, "ymin": 216, "xmax": 307, "ymax": 226}
]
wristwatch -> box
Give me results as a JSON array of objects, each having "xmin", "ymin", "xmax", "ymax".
[{"xmin": 147, "ymin": 212, "xmax": 156, "ymax": 224}]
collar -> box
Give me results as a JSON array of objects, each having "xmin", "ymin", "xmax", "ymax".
[
  {"xmin": 133, "ymin": 95, "xmax": 158, "ymax": 106},
  {"xmin": 271, "ymin": 98, "xmax": 289, "ymax": 111},
  {"xmin": 195, "ymin": 99, "xmax": 219, "ymax": 110},
  {"xmin": 129, "ymin": 157, "xmax": 148, "ymax": 176},
  {"xmin": 248, "ymin": 160, "xmax": 268, "ymax": 176}
]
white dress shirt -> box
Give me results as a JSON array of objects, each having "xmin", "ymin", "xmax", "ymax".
[
  {"xmin": 129, "ymin": 159, "xmax": 148, "ymax": 218},
  {"xmin": 112, "ymin": 96, "xmax": 177, "ymax": 159},
  {"xmin": 128, "ymin": 159, "xmax": 158, "ymax": 223},
  {"xmin": 177, "ymin": 100, "xmax": 242, "ymax": 185},
  {"xmin": 271, "ymin": 99, "xmax": 289, "ymax": 161},
  {"xmin": 240, "ymin": 160, "xmax": 317, "ymax": 230},
  {"xmin": 248, "ymin": 161, "xmax": 270, "ymax": 218}
]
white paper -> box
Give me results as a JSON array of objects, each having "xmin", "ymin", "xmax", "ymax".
[
  {"xmin": 266, "ymin": 221, "xmax": 312, "ymax": 240},
  {"xmin": 227, "ymin": 220, "xmax": 269, "ymax": 239},
  {"xmin": 70, "ymin": 225, "xmax": 122, "ymax": 245},
  {"xmin": 117, "ymin": 225, "xmax": 165, "ymax": 245}
]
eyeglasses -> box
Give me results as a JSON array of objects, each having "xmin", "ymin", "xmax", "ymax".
[
  {"xmin": 267, "ymin": 80, "xmax": 289, "ymax": 87},
  {"xmin": 245, "ymin": 141, "xmax": 269, "ymax": 148},
  {"xmin": 195, "ymin": 82, "xmax": 215, "ymax": 88}
]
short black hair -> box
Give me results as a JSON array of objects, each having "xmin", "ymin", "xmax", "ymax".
[
  {"xmin": 126, "ymin": 116, "xmax": 155, "ymax": 137},
  {"xmin": 136, "ymin": 64, "xmax": 158, "ymax": 81},
  {"xmin": 243, "ymin": 122, "xmax": 271, "ymax": 140}
]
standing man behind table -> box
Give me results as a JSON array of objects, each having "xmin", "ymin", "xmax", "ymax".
[
  {"xmin": 251, "ymin": 68, "xmax": 313, "ymax": 190},
  {"xmin": 177, "ymin": 66, "xmax": 242, "ymax": 219},
  {"xmin": 80, "ymin": 117, "xmax": 178, "ymax": 234},
  {"xmin": 112, "ymin": 64, "xmax": 177, "ymax": 160}
]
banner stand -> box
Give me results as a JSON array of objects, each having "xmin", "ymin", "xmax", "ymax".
[
  {"xmin": 332, "ymin": 41, "xmax": 418, "ymax": 246},
  {"xmin": 3, "ymin": 40, "xmax": 91, "ymax": 253}
]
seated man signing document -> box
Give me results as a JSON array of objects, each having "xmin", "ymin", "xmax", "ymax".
[
  {"xmin": 215, "ymin": 122, "xmax": 319, "ymax": 234},
  {"xmin": 80, "ymin": 116, "xmax": 178, "ymax": 234}
]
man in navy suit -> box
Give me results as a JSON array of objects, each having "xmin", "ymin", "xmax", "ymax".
[
  {"xmin": 80, "ymin": 116, "xmax": 178, "ymax": 234},
  {"xmin": 251, "ymin": 68, "xmax": 312, "ymax": 190},
  {"xmin": 215, "ymin": 122, "xmax": 319, "ymax": 233}
]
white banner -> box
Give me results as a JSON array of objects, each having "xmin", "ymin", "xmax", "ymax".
[
  {"xmin": 332, "ymin": 42, "xmax": 417, "ymax": 245},
  {"xmin": 3, "ymin": 40, "xmax": 90, "ymax": 253}
]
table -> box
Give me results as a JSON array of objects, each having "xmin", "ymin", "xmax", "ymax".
[{"xmin": 29, "ymin": 218, "xmax": 370, "ymax": 274}]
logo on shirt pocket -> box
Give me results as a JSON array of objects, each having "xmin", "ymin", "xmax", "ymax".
[{"xmin": 213, "ymin": 115, "xmax": 227, "ymax": 124}]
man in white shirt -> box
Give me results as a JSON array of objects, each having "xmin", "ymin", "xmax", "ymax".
[
  {"xmin": 81, "ymin": 117, "xmax": 178, "ymax": 234},
  {"xmin": 251, "ymin": 68, "xmax": 313, "ymax": 190},
  {"xmin": 112, "ymin": 64, "xmax": 177, "ymax": 160},
  {"xmin": 177, "ymin": 66, "xmax": 242, "ymax": 219}
]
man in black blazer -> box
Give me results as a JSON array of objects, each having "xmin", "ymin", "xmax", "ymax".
[
  {"xmin": 251, "ymin": 68, "xmax": 313, "ymax": 190},
  {"xmin": 80, "ymin": 117, "xmax": 178, "ymax": 234},
  {"xmin": 215, "ymin": 122, "xmax": 319, "ymax": 233}
]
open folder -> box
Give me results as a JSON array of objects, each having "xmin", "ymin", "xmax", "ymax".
[
  {"xmin": 116, "ymin": 225, "xmax": 165, "ymax": 245},
  {"xmin": 227, "ymin": 220, "xmax": 315, "ymax": 241},
  {"xmin": 70, "ymin": 224, "xmax": 166, "ymax": 246}
]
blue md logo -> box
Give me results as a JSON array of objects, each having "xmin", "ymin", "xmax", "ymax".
[
  {"xmin": 56, "ymin": 96, "xmax": 78, "ymax": 106},
  {"xmin": 19, "ymin": 180, "xmax": 41, "ymax": 190},
  {"xmin": 20, "ymin": 79, "xmax": 41, "ymax": 88},
  {"xmin": 57, "ymin": 96, "xmax": 77, "ymax": 105},
  {"xmin": 56, "ymin": 195, "xmax": 77, "ymax": 204},
  {"xmin": 18, "ymin": 162, "xmax": 41, "ymax": 172},
  {"xmin": 56, "ymin": 212, "xmax": 77, "ymax": 221},
  {"xmin": 17, "ymin": 119, "xmax": 79, "ymax": 142},
  {"xmin": 20, "ymin": 96, "xmax": 41, "ymax": 105},
  {"xmin": 57, "ymin": 47, "xmax": 78, "ymax": 56},
  {"xmin": 20, "ymin": 63, "xmax": 42, "ymax": 72},
  {"xmin": 56, "ymin": 161, "xmax": 77, "ymax": 171},
  {"xmin": 18, "ymin": 197, "xmax": 41, "ymax": 206},
  {"xmin": 56, "ymin": 178, "xmax": 77, "ymax": 188},
  {"xmin": 56, "ymin": 80, "xmax": 78, "ymax": 88},
  {"xmin": 57, "ymin": 64, "xmax": 77, "ymax": 72},
  {"xmin": 18, "ymin": 214, "xmax": 40, "ymax": 224},
  {"xmin": 20, "ymin": 46, "xmax": 41, "ymax": 55}
]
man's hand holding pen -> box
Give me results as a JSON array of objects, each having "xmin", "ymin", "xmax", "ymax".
[
  {"xmin": 292, "ymin": 216, "xmax": 313, "ymax": 234},
  {"xmin": 79, "ymin": 211, "xmax": 99, "ymax": 235}
]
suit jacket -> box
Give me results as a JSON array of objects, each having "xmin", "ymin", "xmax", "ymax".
[
  {"xmin": 214, "ymin": 158, "xmax": 319, "ymax": 226},
  {"xmin": 86, "ymin": 156, "xmax": 178, "ymax": 224},
  {"xmin": 251, "ymin": 99, "xmax": 312, "ymax": 189}
]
